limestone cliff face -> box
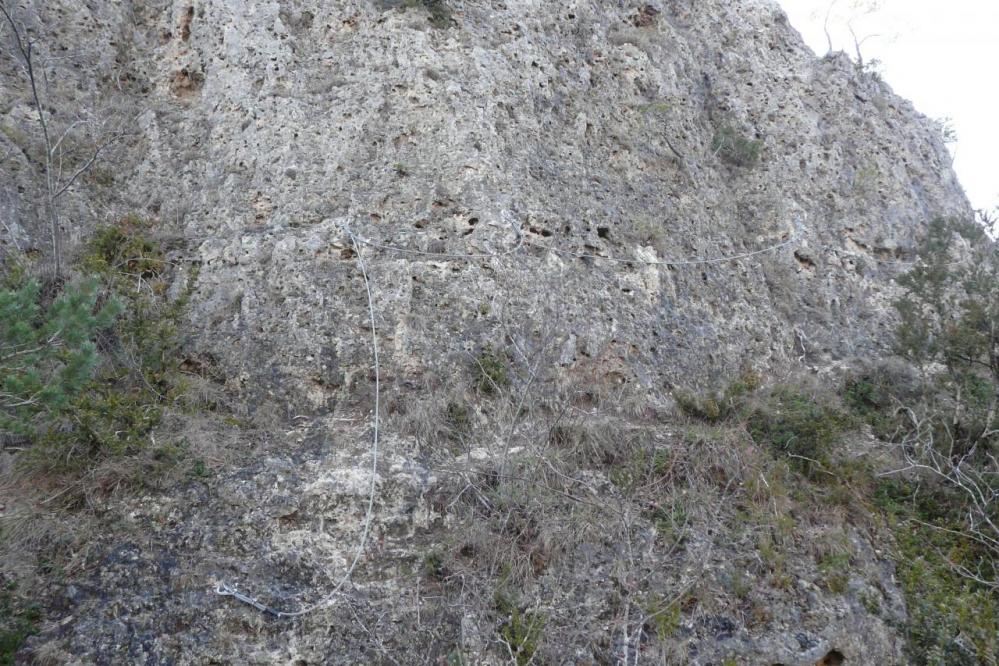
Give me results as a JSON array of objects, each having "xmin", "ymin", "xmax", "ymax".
[
  {"xmin": 0, "ymin": 0, "xmax": 971, "ymax": 663},
  {"xmin": 152, "ymin": 0, "xmax": 967, "ymax": 409},
  {"xmin": 3, "ymin": 0, "xmax": 967, "ymax": 403}
]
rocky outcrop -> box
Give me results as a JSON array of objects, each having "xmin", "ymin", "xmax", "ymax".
[{"xmin": 0, "ymin": 0, "xmax": 970, "ymax": 663}]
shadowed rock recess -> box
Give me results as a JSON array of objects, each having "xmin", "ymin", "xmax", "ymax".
[{"xmin": 0, "ymin": 0, "xmax": 973, "ymax": 664}]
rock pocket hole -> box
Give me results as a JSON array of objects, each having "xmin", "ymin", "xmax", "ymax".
[
  {"xmin": 169, "ymin": 67, "xmax": 204, "ymax": 98},
  {"xmin": 794, "ymin": 250, "xmax": 816, "ymax": 270},
  {"xmin": 597, "ymin": 226, "xmax": 611, "ymax": 239},
  {"xmin": 816, "ymin": 651, "xmax": 845, "ymax": 666},
  {"xmin": 180, "ymin": 6, "xmax": 194, "ymax": 42}
]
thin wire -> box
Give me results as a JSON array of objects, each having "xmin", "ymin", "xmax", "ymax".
[
  {"xmin": 215, "ymin": 215, "xmax": 798, "ymax": 618},
  {"xmin": 350, "ymin": 230, "xmax": 524, "ymax": 261},
  {"xmin": 521, "ymin": 235, "xmax": 796, "ymax": 266},
  {"xmin": 348, "ymin": 208, "xmax": 524, "ymax": 260},
  {"xmin": 350, "ymin": 218, "xmax": 799, "ymax": 267},
  {"xmin": 216, "ymin": 222, "xmax": 381, "ymax": 619}
]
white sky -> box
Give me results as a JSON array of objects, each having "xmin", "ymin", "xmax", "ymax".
[{"xmin": 777, "ymin": 0, "xmax": 999, "ymax": 213}]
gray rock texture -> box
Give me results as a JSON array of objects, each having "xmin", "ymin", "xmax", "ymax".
[{"xmin": 0, "ymin": 0, "xmax": 971, "ymax": 663}]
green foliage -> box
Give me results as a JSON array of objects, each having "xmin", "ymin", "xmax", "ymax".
[
  {"xmin": 445, "ymin": 650, "xmax": 468, "ymax": 666},
  {"xmin": 675, "ymin": 390, "xmax": 722, "ymax": 421},
  {"xmin": 0, "ymin": 582, "xmax": 40, "ymax": 665},
  {"xmin": 860, "ymin": 590, "xmax": 882, "ymax": 615},
  {"xmin": 842, "ymin": 369, "xmax": 908, "ymax": 439},
  {"xmin": 445, "ymin": 401, "xmax": 471, "ymax": 437},
  {"xmin": 842, "ymin": 376, "xmax": 890, "ymax": 416},
  {"xmin": 747, "ymin": 389, "xmax": 851, "ymax": 479},
  {"xmin": 644, "ymin": 596, "xmax": 682, "ymax": 640},
  {"xmin": 900, "ymin": 555, "xmax": 996, "ymax": 666},
  {"xmin": 423, "ymin": 551, "xmax": 446, "ymax": 581},
  {"xmin": 725, "ymin": 567, "xmax": 751, "ymax": 600},
  {"xmin": 897, "ymin": 218, "xmax": 995, "ymax": 337},
  {"xmin": 637, "ymin": 101, "xmax": 672, "ymax": 115},
  {"xmin": 818, "ymin": 552, "xmax": 851, "ymax": 594},
  {"xmin": 876, "ymin": 479, "xmax": 999, "ymax": 665},
  {"xmin": 32, "ymin": 218, "xmax": 198, "ymax": 466},
  {"xmin": 649, "ymin": 500, "xmax": 688, "ymax": 545},
  {"xmin": 2, "ymin": 216, "xmax": 196, "ymax": 469},
  {"xmin": 402, "ymin": 0, "xmax": 452, "ymax": 28},
  {"xmin": 894, "ymin": 217, "xmax": 999, "ymax": 448},
  {"xmin": 495, "ymin": 591, "xmax": 545, "ymax": 665},
  {"xmin": 675, "ymin": 368, "xmax": 761, "ymax": 422},
  {"xmin": 711, "ymin": 124, "xmax": 763, "ymax": 167},
  {"xmin": 0, "ymin": 278, "xmax": 119, "ymax": 437},
  {"xmin": 79, "ymin": 215, "xmax": 166, "ymax": 280},
  {"xmin": 475, "ymin": 346, "xmax": 510, "ymax": 395},
  {"xmin": 879, "ymin": 220, "xmax": 999, "ymax": 663}
]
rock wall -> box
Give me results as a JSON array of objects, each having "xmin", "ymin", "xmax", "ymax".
[
  {"xmin": 153, "ymin": 0, "xmax": 968, "ymax": 407},
  {"xmin": 0, "ymin": 0, "xmax": 972, "ymax": 663},
  {"xmin": 2, "ymin": 0, "xmax": 969, "ymax": 404}
]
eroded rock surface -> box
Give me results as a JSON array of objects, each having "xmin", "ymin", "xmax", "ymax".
[{"xmin": 0, "ymin": 0, "xmax": 970, "ymax": 663}]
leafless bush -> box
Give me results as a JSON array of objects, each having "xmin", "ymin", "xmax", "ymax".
[
  {"xmin": 885, "ymin": 407, "xmax": 999, "ymax": 588},
  {"xmin": 0, "ymin": 2, "xmax": 129, "ymax": 275},
  {"xmin": 409, "ymin": 314, "xmax": 750, "ymax": 663}
]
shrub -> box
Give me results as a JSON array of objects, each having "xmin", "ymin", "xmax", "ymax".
[
  {"xmin": 445, "ymin": 401, "xmax": 471, "ymax": 438},
  {"xmin": 643, "ymin": 595, "xmax": 682, "ymax": 641},
  {"xmin": 747, "ymin": 389, "xmax": 850, "ymax": 479},
  {"xmin": 675, "ymin": 368, "xmax": 761, "ymax": 422},
  {"xmin": 495, "ymin": 591, "xmax": 545, "ymax": 665},
  {"xmin": 80, "ymin": 214, "xmax": 165, "ymax": 280},
  {"xmin": 841, "ymin": 366, "xmax": 911, "ymax": 439},
  {"xmin": 877, "ymin": 479, "xmax": 999, "ymax": 665},
  {"xmin": 880, "ymin": 218, "xmax": 999, "ymax": 661},
  {"xmin": 711, "ymin": 125, "xmax": 763, "ymax": 167},
  {"xmin": 475, "ymin": 346, "xmax": 510, "ymax": 395},
  {"xmin": 2, "ymin": 217, "xmax": 196, "ymax": 469},
  {"xmin": 0, "ymin": 278, "xmax": 119, "ymax": 438},
  {"xmin": 818, "ymin": 552, "xmax": 851, "ymax": 595},
  {"xmin": 0, "ymin": 581, "xmax": 40, "ymax": 665},
  {"xmin": 422, "ymin": 551, "xmax": 446, "ymax": 581},
  {"xmin": 675, "ymin": 390, "xmax": 722, "ymax": 421},
  {"xmin": 894, "ymin": 217, "xmax": 998, "ymax": 449}
]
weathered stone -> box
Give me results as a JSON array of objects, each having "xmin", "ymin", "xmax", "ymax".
[{"xmin": 0, "ymin": 0, "xmax": 972, "ymax": 662}]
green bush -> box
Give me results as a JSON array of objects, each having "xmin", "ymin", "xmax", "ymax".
[
  {"xmin": 675, "ymin": 390, "xmax": 722, "ymax": 421},
  {"xmin": 80, "ymin": 214, "xmax": 165, "ymax": 280},
  {"xmin": 675, "ymin": 368, "xmax": 761, "ymax": 422},
  {"xmin": 475, "ymin": 346, "xmax": 510, "ymax": 395},
  {"xmin": 0, "ymin": 278, "xmax": 119, "ymax": 438},
  {"xmin": 2, "ymin": 217, "xmax": 196, "ymax": 469},
  {"xmin": 841, "ymin": 367, "xmax": 910, "ymax": 439},
  {"xmin": 818, "ymin": 552, "xmax": 851, "ymax": 595},
  {"xmin": 894, "ymin": 217, "xmax": 998, "ymax": 449},
  {"xmin": 445, "ymin": 401, "xmax": 471, "ymax": 438},
  {"xmin": 495, "ymin": 591, "xmax": 545, "ymax": 665},
  {"xmin": 747, "ymin": 389, "xmax": 850, "ymax": 479},
  {"xmin": 0, "ymin": 582, "xmax": 40, "ymax": 665},
  {"xmin": 876, "ymin": 479, "xmax": 999, "ymax": 665},
  {"xmin": 881, "ymin": 219, "xmax": 999, "ymax": 663},
  {"xmin": 711, "ymin": 125, "xmax": 763, "ymax": 167}
]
